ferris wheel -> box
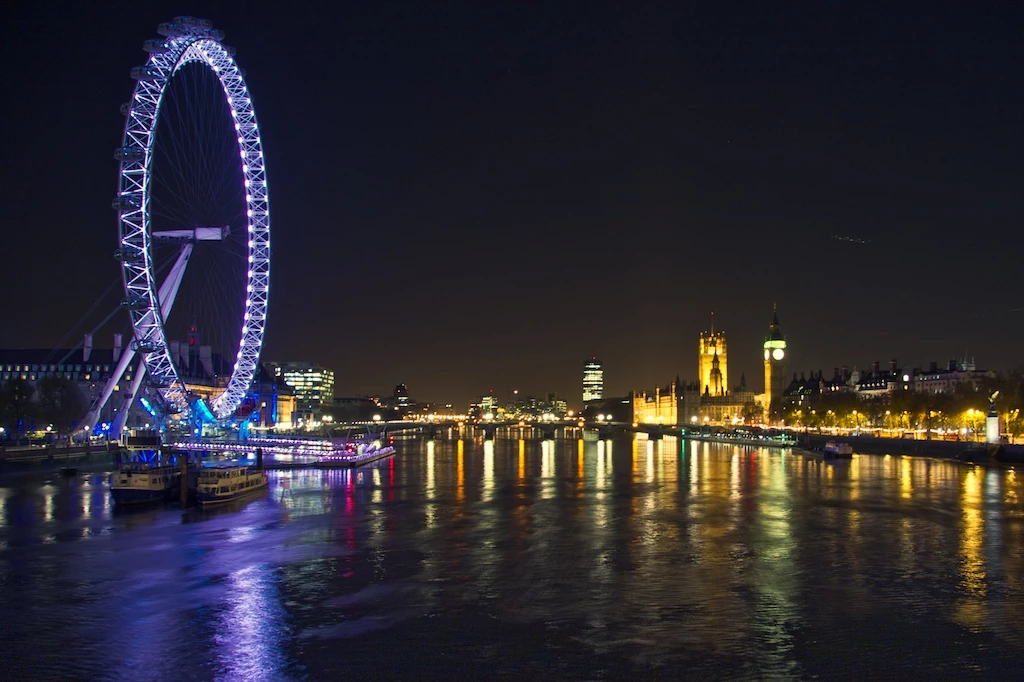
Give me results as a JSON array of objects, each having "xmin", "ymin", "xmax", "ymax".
[{"xmin": 97, "ymin": 17, "xmax": 270, "ymax": 428}]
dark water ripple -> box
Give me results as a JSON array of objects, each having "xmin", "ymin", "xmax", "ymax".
[{"xmin": 2, "ymin": 436, "xmax": 1024, "ymax": 680}]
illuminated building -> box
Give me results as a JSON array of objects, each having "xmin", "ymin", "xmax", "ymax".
[
  {"xmin": 394, "ymin": 384, "xmax": 410, "ymax": 408},
  {"xmin": 480, "ymin": 394, "xmax": 498, "ymax": 416},
  {"xmin": 0, "ymin": 334, "xmax": 144, "ymax": 431},
  {"xmin": 913, "ymin": 359, "xmax": 995, "ymax": 395},
  {"xmin": 271, "ymin": 362, "xmax": 335, "ymax": 421},
  {"xmin": 763, "ymin": 306, "xmax": 787, "ymax": 419},
  {"xmin": 698, "ymin": 321, "xmax": 728, "ymax": 396},
  {"xmin": 583, "ymin": 357, "xmax": 604, "ymax": 403},
  {"xmin": 783, "ymin": 358, "xmax": 995, "ymax": 408},
  {"xmin": 632, "ymin": 381, "xmax": 679, "ymax": 425},
  {"xmin": 694, "ymin": 316, "xmax": 758, "ymax": 424}
]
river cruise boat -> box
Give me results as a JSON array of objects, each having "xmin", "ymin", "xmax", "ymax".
[
  {"xmin": 111, "ymin": 463, "xmax": 182, "ymax": 505},
  {"xmin": 196, "ymin": 465, "xmax": 268, "ymax": 506},
  {"xmin": 823, "ymin": 441, "xmax": 854, "ymax": 458},
  {"xmin": 318, "ymin": 439, "xmax": 396, "ymax": 468}
]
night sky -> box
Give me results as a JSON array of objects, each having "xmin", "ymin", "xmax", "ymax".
[{"xmin": 2, "ymin": 1, "xmax": 1023, "ymax": 408}]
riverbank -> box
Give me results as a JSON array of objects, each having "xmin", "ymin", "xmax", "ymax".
[
  {"xmin": 682, "ymin": 431, "xmax": 1015, "ymax": 464},
  {"xmin": 794, "ymin": 433, "xmax": 1024, "ymax": 464},
  {"xmin": 0, "ymin": 444, "xmax": 119, "ymax": 477}
]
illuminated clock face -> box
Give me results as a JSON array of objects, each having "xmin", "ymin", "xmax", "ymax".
[
  {"xmin": 772, "ymin": 348, "xmax": 785, "ymax": 361},
  {"xmin": 764, "ymin": 349, "xmax": 770, "ymax": 360}
]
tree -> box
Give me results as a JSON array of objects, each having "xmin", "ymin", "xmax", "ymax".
[
  {"xmin": 742, "ymin": 401, "xmax": 762, "ymax": 424},
  {"xmin": 36, "ymin": 376, "xmax": 87, "ymax": 441},
  {"xmin": 0, "ymin": 379, "xmax": 37, "ymax": 440}
]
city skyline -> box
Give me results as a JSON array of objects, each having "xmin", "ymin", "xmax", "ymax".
[{"xmin": 1, "ymin": 2, "xmax": 1022, "ymax": 408}]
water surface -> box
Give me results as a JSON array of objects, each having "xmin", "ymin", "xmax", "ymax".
[{"xmin": 2, "ymin": 436, "xmax": 1024, "ymax": 680}]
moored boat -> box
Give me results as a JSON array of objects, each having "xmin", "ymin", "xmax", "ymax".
[
  {"xmin": 823, "ymin": 441, "xmax": 854, "ymax": 458},
  {"xmin": 111, "ymin": 463, "xmax": 182, "ymax": 505},
  {"xmin": 196, "ymin": 465, "xmax": 268, "ymax": 506},
  {"xmin": 318, "ymin": 438, "xmax": 395, "ymax": 468}
]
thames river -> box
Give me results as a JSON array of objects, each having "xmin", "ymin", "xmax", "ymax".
[{"xmin": 2, "ymin": 436, "xmax": 1024, "ymax": 680}]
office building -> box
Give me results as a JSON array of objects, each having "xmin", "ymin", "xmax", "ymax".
[{"xmin": 583, "ymin": 357, "xmax": 604, "ymax": 403}]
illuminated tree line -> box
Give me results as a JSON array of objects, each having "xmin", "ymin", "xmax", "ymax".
[{"xmin": 782, "ymin": 368, "xmax": 1024, "ymax": 441}]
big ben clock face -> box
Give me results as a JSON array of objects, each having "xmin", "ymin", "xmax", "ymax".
[
  {"xmin": 764, "ymin": 350, "xmax": 770, "ymax": 360},
  {"xmin": 772, "ymin": 348, "xmax": 785, "ymax": 361}
]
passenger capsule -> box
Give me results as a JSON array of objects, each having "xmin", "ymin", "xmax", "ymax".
[
  {"xmin": 113, "ymin": 248, "xmax": 144, "ymax": 263},
  {"xmin": 156, "ymin": 22, "xmax": 186, "ymax": 37},
  {"xmin": 207, "ymin": 29, "xmax": 226, "ymax": 42},
  {"xmin": 112, "ymin": 195, "xmax": 141, "ymax": 212},
  {"xmin": 142, "ymin": 39, "xmax": 170, "ymax": 53},
  {"xmin": 223, "ymin": 44, "xmax": 236, "ymax": 57},
  {"xmin": 130, "ymin": 338, "xmax": 161, "ymax": 353},
  {"xmin": 130, "ymin": 65, "xmax": 160, "ymax": 81},
  {"xmin": 174, "ymin": 16, "xmax": 213, "ymax": 31},
  {"xmin": 119, "ymin": 102, "xmax": 132, "ymax": 116},
  {"xmin": 121, "ymin": 296, "xmax": 150, "ymax": 310},
  {"xmin": 114, "ymin": 146, "xmax": 145, "ymax": 163}
]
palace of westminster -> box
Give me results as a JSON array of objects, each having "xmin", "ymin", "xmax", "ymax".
[
  {"xmin": 597, "ymin": 304, "xmax": 994, "ymax": 427},
  {"xmin": 627, "ymin": 307, "xmax": 788, "ymax": 426}
]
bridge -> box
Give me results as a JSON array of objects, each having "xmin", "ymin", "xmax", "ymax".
[{"xmin": 369, "ymin": 419, "xmax": 678, "ymax": 440}]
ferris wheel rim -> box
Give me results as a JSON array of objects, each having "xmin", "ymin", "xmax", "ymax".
[{"xmin": 113, "ymin": 22, "xmax": 270, "ymax": 421}]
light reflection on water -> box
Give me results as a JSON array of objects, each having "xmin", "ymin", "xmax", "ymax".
[{"xmin": 3, "ymin": 439, "xmax": 1024, "ymax": 678}]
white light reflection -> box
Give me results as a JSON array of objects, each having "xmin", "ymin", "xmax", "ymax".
[
  {"xmin": 214, "ymin": 564, "xmax": 289, "ymax": 680},
  {"xmin": 483, "ymin": 440, "xmax": 495, "ymax": 501},
  {"xmin": 542, "ymin": 440, "xmax": 557, "ymax": 499},
  {"xmin": 426, "ymin": 441, "xmax": 435, "ymax": 496},
  {"xmin": 646, "ymin": 440, "xmax": 655, "ymax": 484},
  {"xmin": 425, "ymin": 441, "xmax": 436, "ymax": 528}
]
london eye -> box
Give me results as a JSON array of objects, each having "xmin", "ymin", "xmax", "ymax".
[{"xmin": 90, "ymin": 17, "xmax": 270, "ymax": 431}]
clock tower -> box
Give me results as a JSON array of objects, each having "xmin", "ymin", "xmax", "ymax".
[{"xmin": 763, "ymin": 305, "xmax": 787, "ymax": 421}]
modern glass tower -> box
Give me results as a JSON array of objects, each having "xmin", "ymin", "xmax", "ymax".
[
  {"xmin": 583, "ymin": 357, "xmax": 604, "ymax": 403},
  {"xmin": 273, "ymin": 362, "xmax": 335, "ymax": 421}
]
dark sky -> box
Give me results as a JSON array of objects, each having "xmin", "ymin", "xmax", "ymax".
[{"xmin": 2, "ymin": 1, "xmax": 1023, "ymax": 408}]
